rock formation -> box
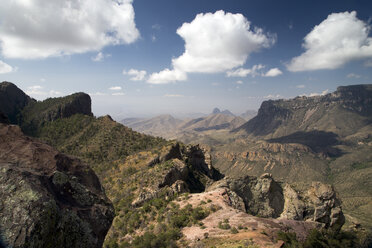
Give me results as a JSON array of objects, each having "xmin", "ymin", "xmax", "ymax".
[
  {"xmin": 0, "ymin": 81, "xmax": 33, "ymax": 124},
  {"xmin": 0, "ymin": 123, "xmax": 114, "ymax": 248},
  {"xmin": 207, "ymin": 173, "xmax": 345, "ymax": 231}
]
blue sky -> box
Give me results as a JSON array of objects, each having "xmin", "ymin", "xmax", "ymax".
[{"xmin": 1, "ymin": 0, "xmax": 372, "ymax": 119}]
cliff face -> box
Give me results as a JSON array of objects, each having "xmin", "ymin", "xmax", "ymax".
[
  {"xmin": 235, "ymin": 84, "xmax": 372, "ymax": 138},
  {"xmin": 21, "ymin": 92, "xmax": 93, "ymax": 135},
  {"xmin": 0, "ymin": 82, "xmax": 33, "ymax": 124},
  {"xmin": 0, "ymin": 123, "xmax": 114, "ymax": 248}
]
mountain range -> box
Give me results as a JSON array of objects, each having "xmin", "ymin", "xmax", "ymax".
[
  {"xmin": 1, "ymin": 81, "xmax": 371, "ymax": 247},
  {"xmin": 121, "ymin": 108, "xmax": 253, "ymax": 143}
]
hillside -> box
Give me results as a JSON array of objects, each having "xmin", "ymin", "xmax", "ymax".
[
  {"xmin": 0, "ymin": 82, "xmax": 167, "ymax": 178},
  {"xmin": 102, "ymin": 142, "xmax": 350, "ymax": 247},
  {"xmin": 235, "ymin": 84, "xmax": 372, "ymax": 139},
  {"xmin": 121, "ymin": 112, "xmax": 246, "ymax": 143},
  {"xmin": 121, "ymin": 114, "xmax": 184, "ymax": 139},
  {"xmin": 212, "ymin": 84, "xmax": 372, "ymax": 230}
]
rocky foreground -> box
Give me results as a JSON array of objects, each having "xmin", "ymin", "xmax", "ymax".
[{"xmin": 0, "ymin": 123, "xmax": 114, "ymax": 248}]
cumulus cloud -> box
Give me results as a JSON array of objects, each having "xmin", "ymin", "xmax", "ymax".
[
  {"xmin": 264, "ymin": 94, "xmax": 282, "ymax": 99},
  {"xmin": 263, "ymin": 68, "xmax": 283, "ymax": 77},
  {"xmin": 25, "ymin": 85, "xmax": 62, "ymax": 97},
  {"xmin": 148, "ymin": 10, "xmax": 275, "ymax": 84},
  {"xmin": 301, "ymin": 89, "xmax": 329, "ymax": 97},
  {"xmin": 0, "ymin": 60, "xmax": 14, "ymax": 74},
  {"xmin": 91, "ymin": 52, "xmax": 111, "ymax": 62},
  {"xmin": 309, "ymin": 89, "xmax": 329, "ymax": 97},
  {"xmin": 296, "ymin": 84, "xmax": 306, "ymax": 88},
  {"xmin": 147, "ymin": 69, "xmax": 187, "ymax": 84},
  {"xmin": 123, "ymin": 69, "xmax": 147, "ymax": 81},
  {"xmin": 287, "ymin": 11, "xmax": 372, "ymax": 72},
  {"xmin": 236, "ymin": 80, "xmax": 243, "ymax": 84},
  {"xmin": 226, "ymin": 64, "xmax": 265, "ymax": 77},
  {"xmin": 0, "ymin": 0, "xmax": 139, "ymax": 59},
  {"xmin": 109, "ymin": 86, "xmax": 122, "ymax": 91}
]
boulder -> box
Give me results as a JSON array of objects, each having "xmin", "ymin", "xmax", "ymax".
[{"xmin": 0, "ymin": 123, "xmax": 114, "ymax": 248}]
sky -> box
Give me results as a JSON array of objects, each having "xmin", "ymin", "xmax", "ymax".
[{"xmin": 1, "ymin": 0, "xmax": 372, "ymax": 119}]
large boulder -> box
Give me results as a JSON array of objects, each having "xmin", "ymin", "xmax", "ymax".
[
  {"xmin": 0, "ymin": 123, "xmax": 114, "ymax": 248},
  {"xmin": 280, "ymin": 182, "xmax": 345, "ymax": 231}
]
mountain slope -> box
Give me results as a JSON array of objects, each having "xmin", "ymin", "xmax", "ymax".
[
  {"xmin": 121, "ymin": 114, "xmax": 183, "ymax": 138},
  {"xmin": 235, "ymin": 84, "xmax": 372, "ymax": 139},
  {"xmin": 213, "ymin": 84, "xmax": 372, "ymax": 230}
]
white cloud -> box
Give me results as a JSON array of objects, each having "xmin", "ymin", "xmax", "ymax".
[
  {"xmin": 347, "ymin": 73, "xmax": 361, "ymax": 78},
  {"xmin": 151, "ymin": 35, "xmax": 157, "ymax": 42},
  {"xmin": 287, "ymin": 11, "xmax": 372, "ymax": 72},
  {"xmin": 164, "ymin": 94, "xmax": 184, "ymax": 97},
  {"xmin": 25, "ymin": 85, "xmax": 62, "ymax": 97},
  {"xmin": 236, "ymin": 80, "xmax": 243, "ymax": 84},
  {"xmin": 109, "ymin": 86, "xmax": 122, "ymax": 91},
  {"xmin": 303, "ymin": 89, "xmax": 329, "ymax": 97},
  {"xmin": 148, "ymin": 10, "xmax": 275, "ymax": 84},
  {"xmin": 0, "ymin": 60, "xmax": 14, "ymax": 74},
  {"xmin": 226, "ymin": 64, "xmax": 265, "ymax": 77},
  {"xmin": 263, "ymin": 68, "xmax": 283, "ymax": 77},
  {"xmin": 264, "ymin": 94, "xmax": 282, "ymax": 99},
  {"xmin": 123, "ymin": 69, "xmax": 147, "ymax": 81},
  {"xmin": 147, "ymin": 69, "xmax": 187, "ymax": 84},
  {"xmin": 296, "ymin": 84, "xmax": 306, "ymax": 88},
  {"xmin": 91, "ymin": 52, "xmax": 110, "ymax": 62},
  {"xmin": 112, "ymin": 92, "xmax": 125, "ymax": 96},
  {"xmin": 0, "ymin": 0, "xmax": 139, "ymax": 59}
]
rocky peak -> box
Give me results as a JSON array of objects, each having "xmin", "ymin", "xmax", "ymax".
[
  {"xmin": 0, "ymin": 81, "xmax": 33, "ymax": 124},
  {"xmin": 0, "ymin": 123, "xmax": 114, "ymax": 248},
  {"xmin": 212, "ymin": 107, "xmax": 221, "ymax": 114}
]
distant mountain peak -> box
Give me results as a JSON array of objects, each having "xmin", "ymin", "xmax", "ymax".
[{"xmin": 212, "ymin": 107, "xmax": 221, "ymax": 114}]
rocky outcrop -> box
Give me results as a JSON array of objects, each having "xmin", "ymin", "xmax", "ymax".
[
  {"xmin": 132, "ymin": 143, "xmax": 224, "ymax": 206},
  {"xmin": 0, "ymin": 81, "xmax": 33, "ymax": 124},
  {"xmin": 207, "ymin": 173, "xmax": 345, "ymax": 231},
  {"xmin": 208, "ymin": 173, "xmax": 284, "ymax": 218},
  {"xmin": 281, "ymin": 182, "xmax": 345, "ymax": 231},
  {"xmin": 0, "ymin": 123, "xmax": 114, "ymax": 248}
]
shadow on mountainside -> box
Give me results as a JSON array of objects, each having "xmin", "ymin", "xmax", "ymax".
[{"xmin": 267, "ymin": 130, "xmax": 344, "ymax": 157}]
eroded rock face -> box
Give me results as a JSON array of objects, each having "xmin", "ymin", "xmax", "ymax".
[
  {"xmin": 208, "ymin": 173, "xmax": 284, "ymax": 218},
  {"xmin": 0, "ymin": 123, "xmax": 114, "ymax": 248},
  {"xmin": 280, "ymin": 182, "xmax": 345, "ymax": 231},
  {"xmin": 207, "ymin": 173, "xmax": 345, "ymax": 230}
]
